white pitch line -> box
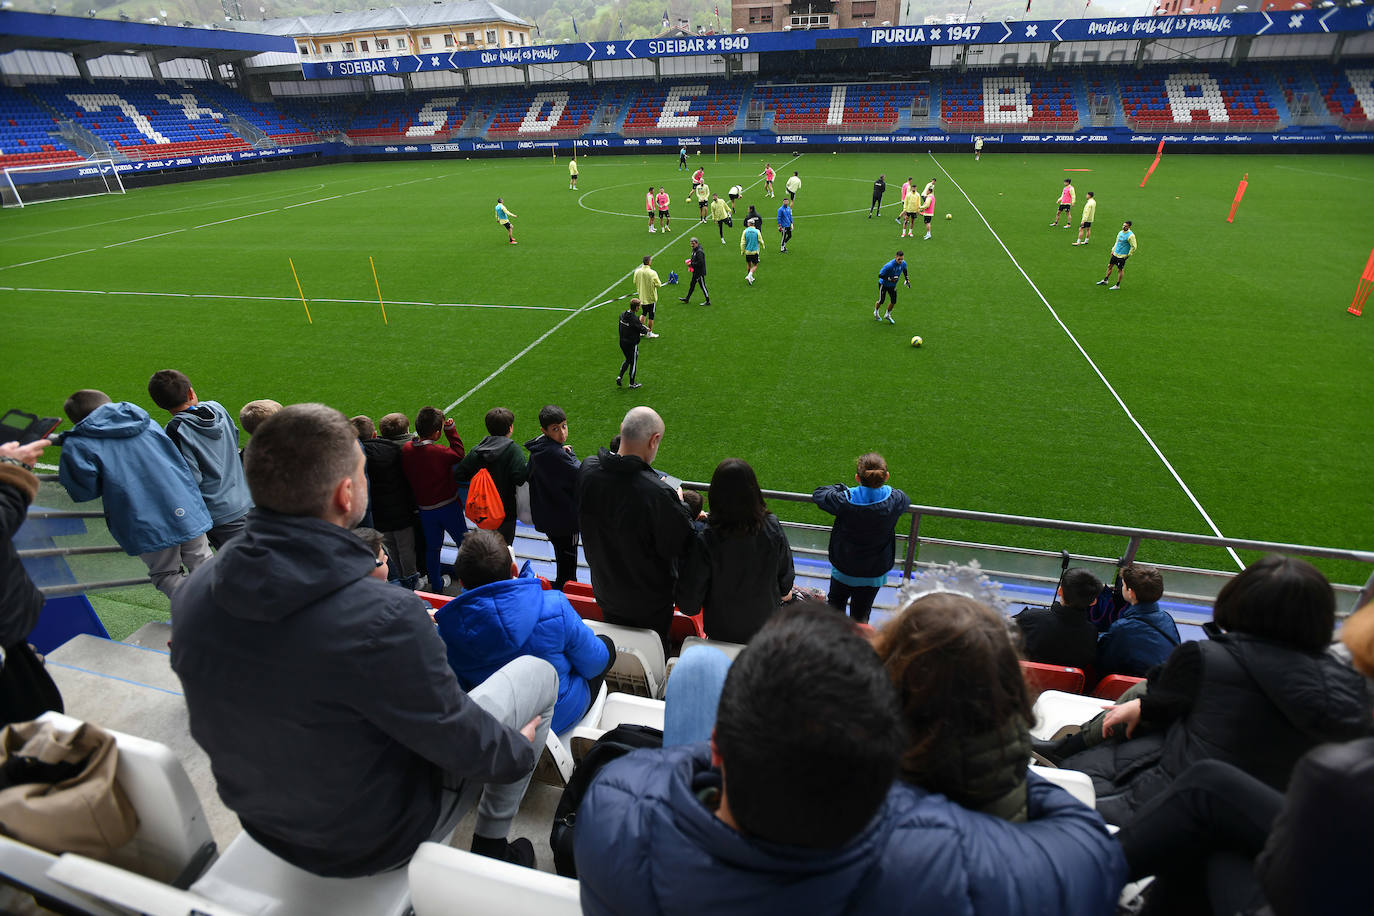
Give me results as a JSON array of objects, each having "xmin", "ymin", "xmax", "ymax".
[
  {"xmin": 0, "ymin": 249, "xmax": 98, "ymax": 272},
  {"xmin": 103, "ymin": 228, "xmax": 186, "ymax": 249},
  {"xmin": 443, "ymin": 153, "xmax": 803, "ymax": 415},
  {"xmin": 928, "ymin": 153, "xmax": 1243, "ymax": 570},
  {"xmin": 284, "ymin": 195, "xmax": 343, "ymax": 209},
  {"xmin": 193, "ymin": 208, "xmax": 279, "ymax": 229},
  {"xmin": 0, "ymin": 285, "xmax": 575, "ymax": 312}
]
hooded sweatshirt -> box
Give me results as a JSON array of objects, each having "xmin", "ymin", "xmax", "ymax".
[
  {"xmin": 575, "ymin": 743, "xmax": 1127, "ymax": 916},
  {"xmin": 454, "ymin": 435, "xmax": 529, "ymax": 542},
  {"xmin": 576, "ymin": 447, "xmax": 693, "ymax": 641},
  {"xmin": 164, "ymin": 400, "xmax": 253, "ymax": 527},
  {"xmin": 170, "ymin": 508, "xmax": 534, "ymax": 877},
  {"xmin": 435, "ymin": 571, "xmax": 609, "ymax": 733},
  {"xmin": 57, "ymin": 401, "xmax": 211, "ymax": 555},
  {"xmin": 524, "ymin": 433, "xmax": 580, "ymax": 537}
]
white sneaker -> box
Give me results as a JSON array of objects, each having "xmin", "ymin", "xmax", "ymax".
[
  {"xmin": 646, "ymin": 331, "xmax": 660, "ymax": 338},
  {"xmin": 747, "ymin": 275, "xmax": 754, "ymax": 285},
  {"xmin": 649, "ymin": 226, "xmax": 656, "ymax": 233},
  {"xmin": 1109, "ymin": 284, "xmax": 1120, "ymax": 290},
  {"xmin": 923, "ymin": 233, "xmax": 931, "ymax": 240},
  {"xmin": 720, "ymin": 237, "xmax": 725, "ymax": 243},
  {"xmin": 874, "ymin": 309, "xmax": 881, "ymax": 321}
]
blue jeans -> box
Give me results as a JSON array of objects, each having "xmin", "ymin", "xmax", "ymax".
[
  {"xmin": 419, "ymin": 501, "xmax": 467, "ymax": 587},
  {"xmin": 663, "ymin": 646, "xmax": 734, "ymax": 747}
]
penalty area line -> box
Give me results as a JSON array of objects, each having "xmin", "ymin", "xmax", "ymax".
[
  {"xmin": 442, "ymin": 153, "xmax": 803, "ymax": 415},
  {"xmin": 928, "ymin": 152, "xmax": 1243, "ymax": 570}
]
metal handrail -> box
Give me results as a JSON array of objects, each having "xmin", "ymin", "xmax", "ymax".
[{"xmin": 683, "ymin": 481, "xmax": 1374, "ymax": 610}]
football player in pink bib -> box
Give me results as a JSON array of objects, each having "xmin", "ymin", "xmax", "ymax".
[
  {"xmin": 762, "ymin": 164, "xmax": 776, "ymax": 198},
  {"xmin": 1051, "ymin": 178, "xmax": 1076, "ymax": 228}
]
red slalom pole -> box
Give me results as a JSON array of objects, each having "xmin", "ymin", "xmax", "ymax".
[
  {"xmin": 1140, "ymin": 138, "xmax": 1166, "ymax": 188},
  {"xmin": 1226, "ymin": 173, "xmax": 1249, "ymax": 223}
]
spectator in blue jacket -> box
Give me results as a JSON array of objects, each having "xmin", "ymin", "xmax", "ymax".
[
  {"xmin": 575, "ymin": 604, "xmax": 1127, "ymax": 916},
  {"xmin": 57, "ymin": 390, "xmax": 213, "ymax": 599},
  {"xmin": 436, "ymin": 529, "xmax": 614, "ymax": 734},
  {"xmin": 1097, "ymin": 564, "xmax": 1180, "ymax": 677},
  {"xmin": 813, "ymin": 452, "xmax": 910, "ymax": 624},
  {"xmin": 523, "ymin": 405, "xmax": 581, "ymax": 590},
  {"xmin": 148, "ymin": 369, "xmax": 253, "ymax": 548}
]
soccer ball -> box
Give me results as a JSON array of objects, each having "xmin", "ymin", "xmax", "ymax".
[
  {"xmin": 945, "ymin": 213, "xmax": 952, "ymax": 220},
  {"xmin": 911, "ymin": 336, "xmax": 923, "ymax": 348},
  {"xmin": 696, "ymin": 150, "xmax": 701, "ymax": 155}
]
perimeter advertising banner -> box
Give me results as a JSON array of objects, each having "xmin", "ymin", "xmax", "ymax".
[{"xmin": 299, "ymin": 9, "xmax": 1374, "ymax": 80}]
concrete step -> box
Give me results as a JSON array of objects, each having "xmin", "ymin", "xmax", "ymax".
[
  {"xmin": 124, "ymin": 620, "xmax": 173, "ymax": 650},
  {"xmin": 44, "ymin": 635, "xmax": 240, "ymax": 850}
]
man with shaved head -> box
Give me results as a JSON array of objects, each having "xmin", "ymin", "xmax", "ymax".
[{"xmin": 577, "ymin": 406, "xmax": 693, "ymax": 648}]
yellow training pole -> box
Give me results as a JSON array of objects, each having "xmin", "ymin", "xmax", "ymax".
[
  {"xmin": 289, "ymin": 257, "xmax": 312, "ymax": 325},
  {"xmin": 370, "ymin": 256, "xmax": 388, "ymax": 325}
]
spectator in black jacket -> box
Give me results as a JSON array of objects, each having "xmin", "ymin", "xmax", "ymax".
[
  {"xmin": 0, "ymin": 438, "xmax": 64, "ymax": 726},
  {"xmin": 577, "ymin": 406, "xmax": 693, "ymax": 649},
  {"xmin": 677, "ymin": 237, "xmax": 710, "ymax": 306},
  {"xmin": 1014, "ymin": 567, "xmax": 1102, "ymax": 673},
  {"xmin": 454, "ymin": 408, "xmax": 529, "ymax": 547},
  {"xmin": 678, "ymin": 458, "xmax": 793, "ymax": 644},
  {"xmin": 812, "ymin": 453, "xmax": 910, "ymax": 624},
  {"xmin": 171, "ymin": 404, "xmax": 556, "ymax": 875},
  {"xmin": 524, "ymin": 405, "xmax": 581, "ymax": 590},
  {"xmin": 354, "ymin": 413, "xmax": 421, "ymax": 589}
]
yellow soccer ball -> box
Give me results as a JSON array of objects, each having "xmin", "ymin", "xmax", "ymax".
[
  {"xmin": 911, "ymin": 335, "xmax": 923, "ymax": 348},
  {"xmin": 945, "ymin": 213, "xmax": 953, "ymax": 220}
]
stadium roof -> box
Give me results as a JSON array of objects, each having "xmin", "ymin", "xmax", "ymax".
[
  {"xmin": 0, "ymin": 9, "xmax": 294, "ymax": 59},
  {"xmin": 245, "ymin": 1, "xmax": 529, "ymax": 39}
]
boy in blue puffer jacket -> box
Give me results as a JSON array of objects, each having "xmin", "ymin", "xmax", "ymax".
[
  {"xmin": 435, "ymin": 529, "xmax": 614, "ymax": 734},
  {"xmin": 812, "ymin": 452, "xmax": 910, "ymax": 624}
]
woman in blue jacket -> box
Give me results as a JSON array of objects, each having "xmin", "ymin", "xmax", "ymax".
[{"xmin": 812, "ymin": 453, "xmax": 910, "ymax": 623}]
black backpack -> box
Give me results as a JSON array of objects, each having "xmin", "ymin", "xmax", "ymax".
[{"xmin": 549, "ymin": 724, "xmax": 663, "ymax": 878}]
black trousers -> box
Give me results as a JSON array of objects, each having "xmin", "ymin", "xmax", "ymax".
[
  {"xmin": 618, "ymin": 341, "xmax": 638, "ymax": 383},
  {"xmin": 1117, "ymin": 759, "xmax": 1279, "ymax": 916},
  {"xmin": 549, "ymin": 532, "xmax": 579, "ymax": 589},
  {"xmin": 780, "ymin": 226, "xmax": 792, "ymax": 248},
  {"xmin": 826, "ymin": 579, "xmax": 880, "ymax": 624},
  {"xmin": 870, "ymin": 194, "xmax": 883, "ymax": 214},
  {"xmin": 684, "ymin": 272, "xmax": 709, "ymax": 302}
]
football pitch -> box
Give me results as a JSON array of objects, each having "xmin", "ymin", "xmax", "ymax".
[{"xmin": 4, "ymin": 149, "xmax": 1371, "ymax": 593}]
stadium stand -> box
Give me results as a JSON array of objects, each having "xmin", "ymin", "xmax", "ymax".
[
  {"xmin": 1118, "ymin": 67, "xmax": 1280, "ymax": 131},
  {"xmin": 181, "ymin": 81, "xmax": 321, "ymax": 146},
  {"xmin": 338, "ymin": 90, "xmax": 476, "ymax": 143},
  {"xmin": 25, "ymin": 79, "xmax": 253, "ymax": 160},
  {"xmin": 621, "ymin": 80, "xmax": 744, "ymax": 136},
  {"xmin": 486, "ymin": 85, "xmax": 602, "ymax": 139},
  {"xmin": 940, "ymin": 71, "xmax": 1078, "ymax": 131},
  {"xmin": 0, "ymin": 86, "xmax": 85, "ymax": 169},
  {"xmin": 1313, "ymin": 63, "xmax": 1374, "ymax": 130},
  {"xmin": 752, "ymin": 81, "xmax": 926, "ymax": 133}
]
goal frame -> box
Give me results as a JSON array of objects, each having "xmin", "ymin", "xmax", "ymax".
[{"xmin": 1, "ymin": 158, "xmax": 126, "ymax": 208}]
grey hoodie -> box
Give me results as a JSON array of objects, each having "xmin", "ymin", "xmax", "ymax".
[{"xmin": 164, "ymin": 400, "xmax": 252, "ymax": 527}]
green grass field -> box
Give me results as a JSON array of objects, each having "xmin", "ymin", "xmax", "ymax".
[{"xmin": 5, "ymin": 149, "xmax": 1372, "ymax": 624}]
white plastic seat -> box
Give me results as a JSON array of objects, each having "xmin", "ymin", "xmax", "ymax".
[
  {"xmin": 408, "ymin": 842, "xmax": 580, "ymax": 916},
  {"xmin": 46, "ymin": 853, "xmax": 249, "ymax": 916},
  {"xmin": 1029, "ymin": 764, "xmax": 1096, "ymax": 809},
  {"xmin": 565, "ymin": 692, "xmax": 666, "ymax": 758},
  {"xmin": 1030, "ymin": 690, "xmax": 1115, "ymax": 741},
  {"xmin": 535, "ymin": 681, "xmax": 609, "ymax": 786},
  {"xmin": 584, "ymin": 620, "xmax": 666, "ymax": 699},
  {"xmin": 35, "ymin": 712, "xmax": 215, "ymax": 882},
  {"xmin": 190, "ymin": 827, "xmax": 422, "ymax": 916},
  {"xmin": 678, "ymin": 635, "xmax": 746, "ymax": 661}
]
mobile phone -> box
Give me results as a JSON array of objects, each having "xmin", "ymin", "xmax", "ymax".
[{"xmin": 1, "ymin": 410, "xmax": 61, "ymax": 445}]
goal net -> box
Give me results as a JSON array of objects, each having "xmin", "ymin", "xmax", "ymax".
[{"xmin": 1, "ymin": 159, "xmax": 126, "ymax": 208}]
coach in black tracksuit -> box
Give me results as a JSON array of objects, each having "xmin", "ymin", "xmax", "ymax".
[
  {"xmin": 617, "ymin": 299, "xmax": 649, "ymax": 388},
  {"xmin": 678, "ymin": 237, "xmax": 710, "ymax": 307},
  {"xmin": 869, "ymin": 174, "xmax": 886, "ymax": 217}
]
